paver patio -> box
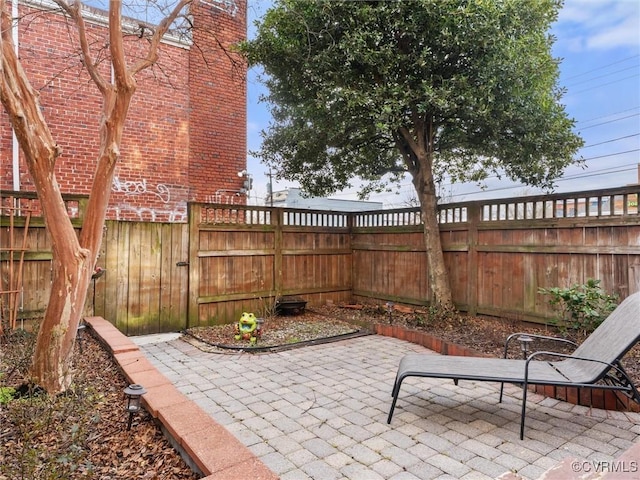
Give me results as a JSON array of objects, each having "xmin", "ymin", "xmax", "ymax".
[{"xmin": 137, "ymin": 334, "xmax": 640, "ymax": 480}]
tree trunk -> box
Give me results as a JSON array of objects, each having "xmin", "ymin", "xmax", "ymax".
[
  {"xmin": 412, "ymin": 160, "xmax": 454, "ymax": 310},
  {"xmin": 28, "ymin": 93, "xmax": 131, "ymax": 393},
  {"xmin": 396, "ymin": 120, "xmax": 454, "ymax": 311},
  {"xmin": 1, "ymin": 3, "xmax": 93, "ymax": 391},
  {"xmin": 30, "ymin": 226, "xmax": 92, "ymax": 392}
]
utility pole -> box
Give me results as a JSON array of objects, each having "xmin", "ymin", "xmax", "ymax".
[{"xmin": 266, "ymin": 169, "xmax": 274, "ymax": 207}]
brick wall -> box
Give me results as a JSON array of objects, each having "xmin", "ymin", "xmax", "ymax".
[
  {"xmin": 0, "ymin": 1, "xmax": 247, "ymax": 222},
  {"xmin": 189, "ymin": 1, "xmax": 248, "ymax": 206}
]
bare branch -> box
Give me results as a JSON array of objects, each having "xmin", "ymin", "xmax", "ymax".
[
  {"xmin": 51, "ymin": 0, "xmax": 109, "ymax": 94},
  {"xmin": 0, "ymin": 0, "xmax": 60, "ymax": 169},
  {"xmin": 129, "ymin": 0, "xmax": 193, "ymax": 75},
  {"xmin": 107, "ymin": 0, "xmax": 128, "ymax": 89}
]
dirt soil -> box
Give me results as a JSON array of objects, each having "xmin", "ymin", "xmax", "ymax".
[
  {"xmin": 2, "ymin": 303, "xmax": 638, "ymax": 479},
  {"xmin": 185, "ymin": 304, "xmax": 572, "ymax": 356},
  {"xmin": 184, "ymin": 311, "xmax": 362, "ymax": 352}
]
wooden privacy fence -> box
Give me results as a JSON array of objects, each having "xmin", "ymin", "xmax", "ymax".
[
  {"xmin": 96, "ymin": 220, "xmax": 189, "ymax": 335},
  {"xmin": 352, "ymin": 185, "xmax": 640, "ymax": 322},
  {"xmin": 0, "ymin": 192, "xmax": 86, "ymax": 329},
  {"xmin": 186, "ymin": 203, "xmax": 353, "ymax": 329},
  {"xmin": 1, "ymin": 185, "xmax": 640, "ymax": 334}
]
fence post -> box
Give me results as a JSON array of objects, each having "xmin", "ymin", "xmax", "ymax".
[
  {"xmin": 273, "ymin": 208, "xmax": 283, "ymax": 300},
  {"xmin": 186, "ymin": 203, "xmax": 200, "ymax": 329},
  {"xmin": 465, "ymin": 203, "xmax": 480, "ymax": 316}
]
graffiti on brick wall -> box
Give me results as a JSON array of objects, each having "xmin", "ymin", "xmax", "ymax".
[
  {"xmin": 207, "ymin": 191, "xmax": 245, "ymax": 205},
  {"xmin": 107, "ymin": 203, "xmax": 187, "ymax": 222},
  {"xmin": 110, "ymin": 176, "xmax": 185, "ymax": 221},
  {"xmin": 112, "ymin": 176, "xmax": 171, "ymax": 204},
  {"xmin": 202, "ymin": 0, "xmax": 239, "ymax": 17}
]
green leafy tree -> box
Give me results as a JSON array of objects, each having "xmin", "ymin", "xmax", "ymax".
[{"xmin": 240, "ymin": 0, "xmax": 583, "ymax": 310}]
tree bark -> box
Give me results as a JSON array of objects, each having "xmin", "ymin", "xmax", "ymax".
[
  {"xmin": 412, "ymin": 162, "xmax": 454, "ymax": 310},
  {"xmin": 395, "ymin": 119, "xmax": 454, "ymax": 310},
  {"xmin": 0, "ymin": 0, "xmax": 131, "ymax": 393},
  {"xmin": 1, "ymin": 0, "xmax": 92, "ymax": 391}
]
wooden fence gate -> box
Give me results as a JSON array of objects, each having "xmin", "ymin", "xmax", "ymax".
[{"xmin": 95, "ymin": 220, "xmax": 189, "ymax": 335}]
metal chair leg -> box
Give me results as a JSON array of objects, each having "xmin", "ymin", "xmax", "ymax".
[{"xmin": 520, "ymin": 382, "xmax": 528, "ymax": 440}]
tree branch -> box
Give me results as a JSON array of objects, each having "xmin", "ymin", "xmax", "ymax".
[
  {"xmin": 51, "ymin": 0, "xmax": 109, "ymax": 94},
  {"xmin": 129, "ymin": 0, "xmax": 193, "ymax": 75},
  {"xmin": 107, "ymin": 0, "xmax": 128, "ymax": 88},
  {"xmin": 0, "ymin": 0, "xmax": 61, "ymax": 170}
]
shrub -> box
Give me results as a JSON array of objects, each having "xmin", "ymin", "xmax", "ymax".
[
  {"xmin": 0, "ymin": 386, "xmax": 16, "ymax": 404},
  {"xmin": 539, "ymin": 279, "xmax": 619, "ymax": 334}
]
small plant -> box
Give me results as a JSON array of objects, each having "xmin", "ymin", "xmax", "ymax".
[
  {"xmin": 0, "ymin": 386, "xmax": 16, "ymax": 404},
  {"xmin": 257, "ymin": 296, "xmax": 278, "ymax": 319},
  {"xmin": 539, "ymin": 279, "xmax": 619, "ymax": 334},
  {"xmin": 412, "ymin": 314, "xmax": 427, "ymax": 328}
]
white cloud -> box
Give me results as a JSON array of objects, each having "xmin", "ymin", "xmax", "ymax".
[
  {"xmin": 587, "ymin": 15, "xmax": 640, "ymax": 50},
  {"xmin": 556, "ymin": 0, "xmax": 640, "ymax": 52}
]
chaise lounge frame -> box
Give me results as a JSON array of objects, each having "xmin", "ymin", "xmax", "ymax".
[{"xmin": 387, "ymin": 291, "xmax": 640, "ymax": 439}]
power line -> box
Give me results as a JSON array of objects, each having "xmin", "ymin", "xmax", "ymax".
[
  {"xmin": 568, "ymin": 73, "xmax": 640, "ymax": 96},
  {"xmin": 430, "ymin": 155, "xmax": 640, "ymax": 199},
  {"xmin": 444, "ymin": 167, "xmax": 639, "ymax": 200},
  {"xmin": 562, "ymin": 54, "xmax": 640, "ymax": 81},
  {"xmin": 582, "ymin": 133, "xmax": 639, "ymax": 149},
  {"xmin": 578, "ymin": 113, "xmax": 639, "ymax": 131},
  {"xmin": 579, "ymin": 149, "xmax": 640, "ymax": 162},
  {"xmin": 566, "ymin": 65, "xmax": 640, "ymax": 88},
  {"xmin": 576, "ymin": 107, "xmax": 640, "ymax": 126},
  {"xmin": 559, "ymin": 163, "xmax": 639, "ymax": 180}
]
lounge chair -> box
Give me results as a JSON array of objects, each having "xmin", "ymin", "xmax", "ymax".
[{"xmin": 387, "ymin": 291, "xmax": 640, "ymax": 439}]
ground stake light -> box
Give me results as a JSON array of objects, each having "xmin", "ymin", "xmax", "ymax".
[
  {"xmin": 386, "ymin": 302, "xmax": 394, "ymax": 323},
  {"xmin": 517, "ymin": 335, "xmax": 533, "ymax": 359},
  {"xmin": 124, "ymin": 384, "xmax": 147, "ymax": 430}
]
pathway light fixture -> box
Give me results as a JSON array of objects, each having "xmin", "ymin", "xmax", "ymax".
[
  {"xmin": 124, "ymin": 384, "xmax": 147, "ymax": 430},
  {"xmin": 517, "ymin": 335, "xmax": 533, "ymax": 359}
]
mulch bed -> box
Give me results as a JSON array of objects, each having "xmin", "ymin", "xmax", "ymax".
[
  {"xmin": 0, "ymin": 330, "xmax": 198, "ymax": 480},
  {"xmin": 184, "ymin": 311, "xmax": 363, "ymax": 351}
]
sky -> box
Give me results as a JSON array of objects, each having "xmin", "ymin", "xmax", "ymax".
[{"xmin": 244, "ymin": 0, "xmax": 640, "ymax": 207}]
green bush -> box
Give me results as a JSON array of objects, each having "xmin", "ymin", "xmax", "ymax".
[
  {"xmin": 539, "ymin": 279, "xmax": 619, "ymax": 334},
  {"xmin": 0, "ymin": 386, "xmax": 16, "ymax": 404}
]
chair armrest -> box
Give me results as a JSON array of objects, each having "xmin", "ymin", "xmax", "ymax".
[
  {"xmin": 523, "ymin": 351, "xmax": 629, "ymax": 385},
  {"xmin": 514, "ymin": 350, "xmax": 640, "ymax": 440},
  {"xmin": 503, "ymin": 333, "xmax": 578, "ymax": 358}
]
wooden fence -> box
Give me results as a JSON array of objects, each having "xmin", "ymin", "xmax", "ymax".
[
  {"xmin": 352, "ymin": 186, "xmax": 640, "ymax": 322},
  {"xmin": 185, "ymin": 203, "xmax": 353, "ymax": 329},
  {"xmin": 2, "ymin": 185, "xmax": 640, "ymax": 333},
  {"xmin": 0, "ymin": 192, "xmax": 86, "ymax": 330},
  {"xmin": 96, "ymin": 220, "xmax": 189, "ymax": 335}
]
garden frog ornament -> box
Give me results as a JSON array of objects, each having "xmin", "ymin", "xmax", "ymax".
[{"xmin": 235, "ymin": 312, "xmax": 260, "ymax": 344}]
